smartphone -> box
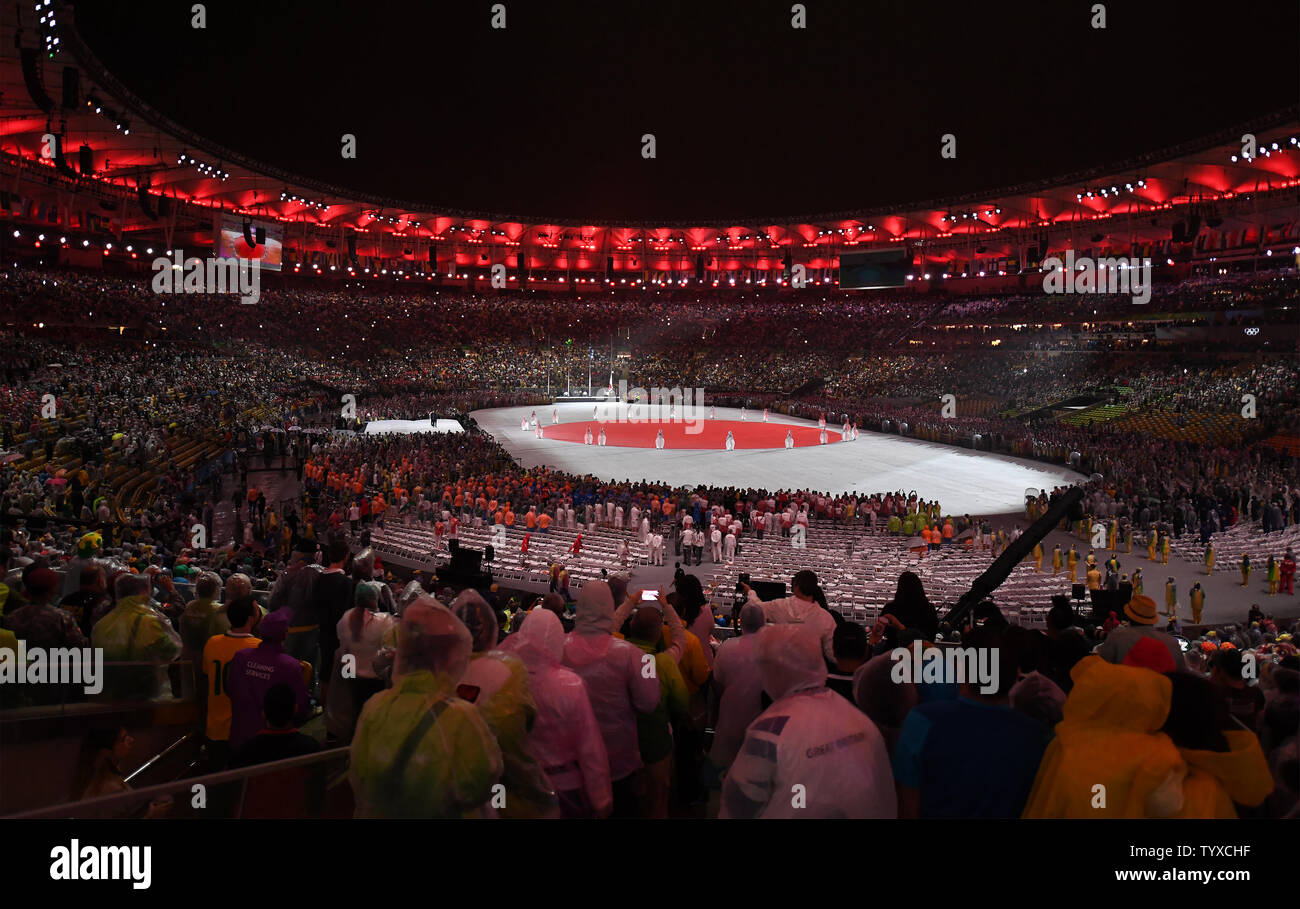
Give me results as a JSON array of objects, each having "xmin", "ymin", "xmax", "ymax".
[{"xmin": 641, "ymin": 589, "xmax": 660, "ymax": 602}]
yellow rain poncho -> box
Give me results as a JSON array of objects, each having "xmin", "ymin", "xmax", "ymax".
[
  {"xmin": 1022, "ymin": 656, "xmax": 1184, "ymax": 818},
  {"xmin": 1175, "ymin": 731, "xmax": 1273, "ymax": 818}
]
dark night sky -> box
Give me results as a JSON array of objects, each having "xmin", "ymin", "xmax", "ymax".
[{"xmin": 70, "ymin": 0, "xmax": 1300, "ymax": 222}]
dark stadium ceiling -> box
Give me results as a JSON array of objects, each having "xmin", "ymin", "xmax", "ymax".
[
  {"xmin": 58, "ymin": 0, "xmax": 1300, "ymax": 222},
  {"xmin": 1, "ymin": 0, "xmax": 1297, "ymax": 267}
]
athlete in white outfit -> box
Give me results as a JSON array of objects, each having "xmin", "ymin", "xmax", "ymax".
[
  {"xmin": 655, "ymin": 429, "xmax": 665, "ymax": 449},
  {"xmin": 552, "ymin": 408, "xmax": 559, "ymax": 424},
  {"xmin": 723, "ymin": 530, "xmax": 737, "ymax": 563},
  {"xmin": 710, "ymin": 405, "xmax": 716, "ymax": 420},
  {"xmin": 584, "ymin": 425, "xmax": 594, "ymax": 445},
  {"xmin": 740, "ymin": 407, "xmax": 748, "ymax": 421},
  {"xmin": 711, "ymin": 526, "xmax": 723, "ymax": 562},
  {"xmin": 598, "ymin": 427, "xmax": 607, "ymax": 446},
  {"xmin": 521, "ymin": 417, "xmax": 530, "ymax": 431},
  {"xmin": 725, "ymin": 430, "xmax": 735, "ymax": 451},
  {"xmin": 762, "ymin": 408, "xmax": 769, "ymax": 422},
  {"xmin": 785, "ymin": 430, "xmax": 794, "ymax": 449},
  {"xmin": 819, "ymin": 428, "xmax": 828, "ymax": 445}
]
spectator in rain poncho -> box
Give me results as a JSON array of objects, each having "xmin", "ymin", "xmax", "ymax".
[
  {"xmin": 708, "ymin": 602, "xmax": 767, "ymax": 773},
  {"xmin": 1161, "ymin": 671, "xmax": 1273, "ymax": 818},
  {"xmin": 721, "ymin": 625, "xmax": 896, "ymax": 819},
  {"xmin": 180, "ymin": 572, "xmax": 228, "ymax": 661},
  {"xmin": 562, "ymin": 580, "xmax": 660, "ymax": 817},
  {"xmin": 330, "ymin": 581, "xmax": 398, "ymax": 740},
  {"xmin": 91, "ymin": 572, "xmax": 182, "ymax": 702},
  {"xmin": 1022, "ymin": 653, "xmax": 1185, "ymax": 818},
  {"xmin": 510, "ymin": 607, "xmax": 613, "ymax": 818},
  {"xmin": 349, "ymin": 597, "xmax": 503, "ymax": 818},
  {"xmin": 451, "ymin": 589, "xmax": 558, "ymax": 818}
]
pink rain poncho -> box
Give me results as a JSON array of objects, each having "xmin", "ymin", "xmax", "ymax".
[
  {"xmin": 511, "ymin": 608, "xmax": 613, "ymax": 817},
  {"xmin": 562, "ymin": 581, "xmax": 659, "ymax": 781}
]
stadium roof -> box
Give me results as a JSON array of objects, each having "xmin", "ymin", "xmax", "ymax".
[{"xmin": 2, "ymin": 1, "xmax": 1297, "ymax": 272}]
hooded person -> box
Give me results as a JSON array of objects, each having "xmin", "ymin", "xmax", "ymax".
[
  {"xmin": 91, "ymin": 572, "xmax": 182, "ymax": 702},
  {"xmin": 449, "ymin": 590, "xmax": 558, "ymax": 818},
  {"xmin": 349, "ymin": 597, "xmax": 503, "ymax": 818},
  {"xmin": 227, "ymin": 609, "xmax": 312, "ymax": 748},
  {"xmin": 720, "ymin": 626, "xmax": 896, "ymax": 819},
  {"xmin": 562, "ymin": 580, "xmax": 660, "ymax": 816},
  {"xmin": 619, "ymin": 596, "xmax": 693, "ymax": 818},
  {"xmin": 1161, "ymin": 671, "xmax": 1273, "ymax": 818},
  {"xmin": 511, "ymin": 607, "xmax": 613, "ymax": 818},
  {"xmin": 708, "ymin": 602, "xmax": 768, "ymax": 773},
  {"xmin": 1021, "ymin": 654, "xmax": 1186, "ymax": 818}
]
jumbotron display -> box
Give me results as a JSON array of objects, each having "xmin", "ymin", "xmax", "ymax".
[{"xmin": 839, "ymin": 248, "xmax": 912, "ymax": 289}]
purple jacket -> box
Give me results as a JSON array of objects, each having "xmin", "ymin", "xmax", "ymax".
[{"xmin": 228, "ymin": 640, "xmax": 311, "ymax": 747}]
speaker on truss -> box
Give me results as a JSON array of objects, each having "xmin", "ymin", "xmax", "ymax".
[
  {"xmin": 137, "ymin": 180, "xmax": 157, "ymax": 220},
  {"xmin": 20, "ymin": 48, "xmax": 53, "ymax": 113},
  {"xmin": 61, "ymin": 67, "xmax": 79, "ymax": 109}
]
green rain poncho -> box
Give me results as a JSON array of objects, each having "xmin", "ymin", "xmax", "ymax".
[
  {"xmin": 91, "ymin": 594, "xmax": 183, "ymax": 701},
  {"xmin": 349, "ymin": 598, "xmax": 503, "ymax": 818}
]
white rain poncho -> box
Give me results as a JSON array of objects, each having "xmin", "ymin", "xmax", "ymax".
[
  {"xmin": 709, "ymin": 604, "xmax": 767, "ymax": 770},
  {"xmin": 512, "ymin": 608, "xmax": 613, "ymax": 817},
  {"xmin": 562, "ymin": 581, "xmax": 660, "ymax": 781},
  {"xmin": 349, "ymin": 597, "xmax": 503, "ymax": 818},
  {"xmin": 720, "ymin": 626, "xmax": 897, "ymax": 819}
]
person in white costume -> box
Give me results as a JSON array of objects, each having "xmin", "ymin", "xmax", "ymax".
[
  {"xmin": 598, "ymin": 426, "xmax": 607, "ymax": 446},
  {"xmin": 740, "ymin": 407, "xmax": 748, "ymax": 421},
  {"xmin": 655, "ymin": 430, "xmax": 665, "ymax": 450},
  {"xmin": 584, "ymin": 425, "xmax": 594, "ymax": 445},
  {"xmin": 725, "ymin": 430, "xmax": 735, "ymax": 451},
  {"xmin": 819, "ymin": 428, "xmax": 827, "ymax": 445},
  {"xmin": 762, "ymin": 408, "xmax": 769, "ymax": 422},
  {"xmin": 785, "ymin": 430, "xmax": 794, "ymax": 450},
  {"xmin": 552, "ymin": 408, "xmax": 559, "ymax": 424}
]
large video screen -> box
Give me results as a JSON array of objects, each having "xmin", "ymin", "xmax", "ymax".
[
  {"xmin": 839, "ymin": 248, "xmax": 911, "ymax": 289},
  {"xmin": 216, "ymin": 218, "xmax": 284, "ymax": 271}
]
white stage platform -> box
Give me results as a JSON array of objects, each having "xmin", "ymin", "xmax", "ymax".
[
  {"xmin": 363, "ymin": 418, "xmax": 464, "ymax": 435},
  {"xmin": 471, "ymin": 402, "xmax": 1083, "ymax": 515}
]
